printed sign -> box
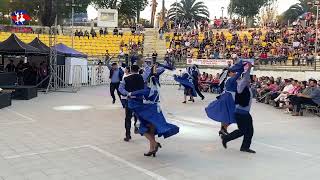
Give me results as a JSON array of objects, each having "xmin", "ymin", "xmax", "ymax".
[
  {"xmin": 187, "ymin": 58, "xmax": 233, "ymax": 66},
  {"xmin": 11, "ymin": 10, "xmax": 31, "ymax": 25}
]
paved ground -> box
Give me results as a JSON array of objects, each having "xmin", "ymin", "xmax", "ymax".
[{"xmin": 0, "ymin": 85, "xmax": 319, "ymax": 180}]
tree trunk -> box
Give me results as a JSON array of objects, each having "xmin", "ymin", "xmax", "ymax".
[
  {"xmin": 40, "ymin": 0, "xmax": 57, "ymax": 27},
  {"xmin": 246, "ymin": 16, "xmax": 254, "ymax": 28},
  {"xmin": 136, "ymin": 8, "xmax": 140, "ymax": 24}
]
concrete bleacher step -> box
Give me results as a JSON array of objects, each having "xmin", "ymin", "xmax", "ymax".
[
  {"xmin": 316, "ymin": 59, "xmax": 320, "ymax": 71},
  {"xmin": 255, "ymin": 64, "xmax": 316, "ymax": 71},
  {"xmin": 143, "ymin": 29, "xmax": 167, "ymax": 59}
]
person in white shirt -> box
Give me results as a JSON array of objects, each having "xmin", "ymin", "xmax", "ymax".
[
  {"xmin": 274, "ymin": 80, "xmax": 294, "ymax": 103},
  {"xmin": 118, "ymin": 48, "xmax": 125, "ymax": 60}
]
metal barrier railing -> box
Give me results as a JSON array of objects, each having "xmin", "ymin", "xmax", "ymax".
[{"xmin": 54, "ymin": 65, "xmax": 111, "ymax": 90}]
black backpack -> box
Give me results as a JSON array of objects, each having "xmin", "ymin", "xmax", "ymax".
[{"xmin": 235, "ymin": 86, "xmax": 251, "ymax": 107}]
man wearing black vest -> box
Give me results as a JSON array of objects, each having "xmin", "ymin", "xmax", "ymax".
[
  {"xmin": 119, "ymin": 65, "xmax": 145, "ymax": 141},
  {"xmin": 221, "ymin": 63, "xmax": 256, "ymax": 154},
  {"xmin": 107, "ymin": 58, "xmax": 124, "ymax": 104},
  {"xmin": 192, "ymin": 65, "xmax": 205, "ymax": 100}
]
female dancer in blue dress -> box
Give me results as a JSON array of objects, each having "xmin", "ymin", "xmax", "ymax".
[
  {"xmin": 174, "ymin": 66, "xmax": 197, "ymax": 103},
  {"xmin": 142, "ymin": 59, "xmax": 175, "ymax": 86},
  {"xmin": 205, "ymin": 61, "xmax": 246, "ymax": 135},
  {"xmin": 128, "ymin": 73, "xmax": 180, "ymax": 157}
]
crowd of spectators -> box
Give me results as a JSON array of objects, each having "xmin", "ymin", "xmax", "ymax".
[
  {"xmin": 196, "ymin": 70, "xmax": 320, "ymax": 116},
  {"xmin": 253, "ymin": 76, "xmax": 320, "ymax": 116},
  {"xmin": 73, "ymin": 25, "xmax": 144, "ymax": 39},
  {"xmin": 164, "ymin": 18, "xmax": 319, "ymax": 67},
  {"xmin": 0, "ymin": 25, "xmax": 34, "ymax": 33}
]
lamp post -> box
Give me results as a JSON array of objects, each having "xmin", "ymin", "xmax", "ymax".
[
  {"xmin": 66, "ymin": 0, "xmax": 82, "ymax": 48},
  {"xmin": 175, "ymin": 0, "xmax": 178, "ymax": 28},
  {"xmin": 308, "ymin": 1, "xmax": 320, "ymax": 54},
  {"xmin": 221, "ymin": 7, "xmax": 225, "ymax": 19}
]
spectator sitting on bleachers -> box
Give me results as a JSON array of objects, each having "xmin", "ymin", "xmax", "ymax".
[
  {"xmin": 104, "ymin": 28, "xmax": 109, "ymax": 35},
  {"xmin": 99, "ymin": 28, "xmax": 103, "ymax": 36},
  {"xmin": 256, "ymin": 79, "xmax": 279, "ymax": 103},
  {"xmin": 75, "ymin": 30, "xmax": 79, "ymax": 37},
  {"xmin": 273, "ymin": 80, "xmax": 298, "ymax": 107},
  {"xmin": 291, "ymin": 80, "xmax": 320, "ymax": 116},
  {"xmin": 84, "ymin": 30, "xmax": 90, "ymax": 39},
  {"xmin": 210, "ymin": 73, "xmax": 220, "ymax": 93},
  {"xmin": 113, "ymin": 27, "xmax": 119, "ymax": 36},
  {"xmin": 90, "ymin": 28, "xmax": 97, "ymax": 38},
  {"xmin": 119, "ymin": 28, "xmax": 123, "ymax": 36}
]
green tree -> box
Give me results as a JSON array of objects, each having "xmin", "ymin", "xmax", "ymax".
[
  {"xmin": 0, "ymin": 0, "xmax": 10, "ymax": 13},
  {"xmin": 2, "ymin": 0, "xmax": 91, "ymax": 26},
  {"xmin": 94, "ymin": 0, "xmax": 148, "ymax": 23},
  {"xmin": 91, "ymin": 0, "xmax": 118, "ymax": 9},
  {"xmin": 228, "ymin": 0, "xmax": 269, "ymax": 26},
  {"xmin": 0, "ymin": 0, "xmax": 11, "ymax": 24},
  {"xmin": 131, "ymin": 0, "xmax": 148, "ymax": 23},
  {"xmin": 167, "ymin": 0, "xmax": 209, "ymax": 25}
]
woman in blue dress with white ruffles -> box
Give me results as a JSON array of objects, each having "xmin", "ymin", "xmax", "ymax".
[
  {"xmin": 174, "ymin": 66, "xmax": 197, "ymax": 103},
  {"xmin": 128, "ymin": 75, "xmax": 179, "ymax": 157},
  {"xmin": 205, "ymin": 61, "xmax": 246, "ymax": 136}
]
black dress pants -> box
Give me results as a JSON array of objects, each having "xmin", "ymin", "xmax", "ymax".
[
  {"xmin": 224, "ymin": 112, "xmax": 254, "ymax": 150},
  {"xmin": 125, "ymin": 105, "xmax": 133, "ymax": 138},
  {"xmin": 110, "ymin": 82, "xmax": 121, "ymax": 101},
  {"xmin": 291, "ymin": 97, "xmax": 317, "ymax": 112},
  {"xmin": 193, "ymin": 81, "xmax": 205, "ymax": 99}
]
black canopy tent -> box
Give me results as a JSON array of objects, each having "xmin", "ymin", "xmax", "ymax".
[
  {"xmin": 0, "ymin": 34, "xmax": 45, "ymax": 67},
  {"xmin": 28, "ymin": 37, "xmax": 50, "ymax": 54},
  {"xmin": 0, "ymin": 34, "xmax": 41, "ymax": 100}
]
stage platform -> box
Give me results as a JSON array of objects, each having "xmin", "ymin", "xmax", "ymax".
[{"xmin": 0, "ymin": 86, "xmax": 319, "ymax": 180}]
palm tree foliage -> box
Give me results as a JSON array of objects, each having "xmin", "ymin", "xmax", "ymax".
[
  {"xmin": 228, "ymin": 0, "xmax": 269, "ymax": 18},
  {"xmin": 280, "ymin": 0, "xmax": 316, "ymax": 24},
  {"xmin": 168, "ymin": 0, "xmax": 209, "ymax": 24}
]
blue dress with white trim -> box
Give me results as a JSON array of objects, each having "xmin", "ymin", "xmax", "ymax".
[
  {"xmin": 128, "ymin": 88, "xmax": 180, "ymax": 138},
  {"xmin": 205, "ymin": 62, "xmax": 245, "ymax": 124},
  {"xmin": 174, "ymin": 73, "xmax": 197, "ymax": 97}
]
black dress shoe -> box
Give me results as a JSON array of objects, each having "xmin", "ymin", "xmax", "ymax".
[
  {"xmin": 112, "ymin": 99, "xmax": 116, "ymax": 104},
  {"xmin": 144, "ymin": 150, "xmax": 157, "ymax": 157},
  {"xmin": 155, "ymin": 143, "xmax": 162, "ymax": 151},
  {"xmin": 221, "ymin": 136, "xmax": 227, "ymax": 149},
  {"xmin": 134, "ymin": 127, "xmax": 139, "ymax": 134},
  {"xmin": 218, "ymin": 128, "xmax": 229, "ymax": 136},
  {"xmin": 201, "ymin": 96, "xmax": 205, "ymax": 100},
  {"xmin": 123, "ymin": 136, "xmax": 131, "ymax": 142},
  {"xmin": 240, "ymin": 149, "xmax": 256, "ymax": 153}
]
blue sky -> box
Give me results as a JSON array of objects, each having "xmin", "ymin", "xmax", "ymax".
[{"xmin": 87, "ymin": 0, "xmax": 299, "ymax": 20}]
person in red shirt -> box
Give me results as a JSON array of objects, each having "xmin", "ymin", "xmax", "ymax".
[
  {"xmin": 199, "ymin": 73, "xmax": 209, "ymax": 91},
  {"xmin": 260, "ymin": 51, "xmax": 268, "ymax": 65},
  {"xmin": 210, "ymin": 73, "xmax": 221, "ymax": 93}
]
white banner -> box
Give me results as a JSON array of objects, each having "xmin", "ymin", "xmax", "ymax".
[{"xmin": 187, "ymin": 58, "xmax": 233, "ymax": 66}]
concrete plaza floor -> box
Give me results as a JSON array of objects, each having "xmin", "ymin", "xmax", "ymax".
[{"xmin": 0, "ymin": 85, "xmax": 319, "ymax": 180}]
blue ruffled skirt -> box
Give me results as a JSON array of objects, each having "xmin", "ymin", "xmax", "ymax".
[
  {"xmin": 174, "ymin": 76, "xmax": 197, "ymax": 97},
  {"xmin": 205, "ymin": 92, "xmax": 236, "ymax": 124},
  {"xmin": 128, "ymin": 99, "xmax": 179, "ymax": 139}
]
